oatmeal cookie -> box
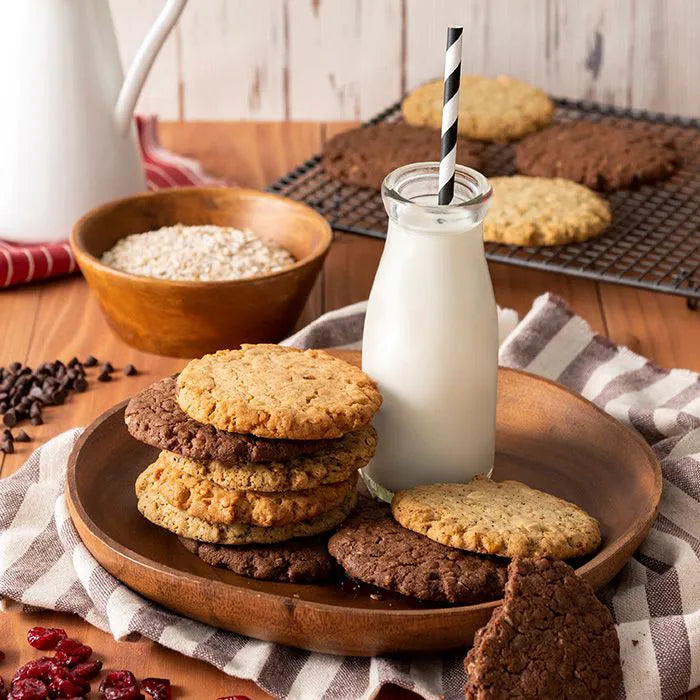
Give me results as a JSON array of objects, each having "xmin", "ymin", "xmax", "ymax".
[
  {"xmin": 515, "ymin": 121, "xmax": 679, "ymax": 191},
  {"xmin": 465, "ymin": 557, "xmax": 621, "ymax": 699},
  {"xmin": 328, "ymin": 498, "xmax": 507, "ymax": 604},
  {"xmin": 136, "ymin": 457, "xmax": 356, "ymax": 526},
  {"xmin": 176, "ymin": 345, "xmax": 382, "ymax": 440},
  {"xmin": 179, "ymin": 535, "xmax": 338, "ymax": 583},
  {"xmin": 392, "ymin": 476, "xmax": 601, "ymax": 559},
  {"xmin": 484, "ymin": 176, "xmax": 611, "ymax": 246},
  {"xmin": 136, "ymin": 484, "xmax": 358, "ymax": 545},
  {"xmin": 323, "ymin": 123, "xmax": 482, "ymax": 189},
  {"xmin": 402, "ymin": 75, "xmax": 554, "ymax": 142},
  {"xmin": 165, "ymin": 426, "xmax": 376, "ymax": 492},
  {"xmin": 125, "ymin": 377, "xmax": 334, "ymax": 463}
]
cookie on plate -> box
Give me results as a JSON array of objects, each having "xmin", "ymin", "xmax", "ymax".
[
  {"xmin": 136, "ymin": 457, "xmax": 356, "ymax": 527},
  {"xmin": 402, "ymin": 75, "xmax": 554, "ymax": 142},
  {"xmin": 125, "ymin": 377, "xmax": 335, "ymax": 463},
  {"xmin": 176, "ymin": 345, "xmax": 382, "ymax": 440},
  {"xmin": 328, "ymin": 498, "xmax": 507, "ymax": 604},
  {"xmin": 484, "ymin": 176, "xmax": 612, "ymax": 246},
  {"xmin": 180, "ymin": 535, "xmax": 338, "ymax": 583},
  {"xmin": 465, "ymin": 557, "xmax": 622, "ymax": 699},
  {"xmin": 392, "ymin": 475, "xmax": 601, "ymax": 559},
  {"xmin": 515, "ymin": 121, "xmax": 679, "ymax": 191},
  {"xmin": 165, "ymin": 425, "xmax": 376, "ymax": 493},
  {"xmin": 136, "ymin": 481, "xmax": 358, "ymax": 545},
  {"xmin": 323, "ymin": 123, "xmax": 482, "ymax": 190}
]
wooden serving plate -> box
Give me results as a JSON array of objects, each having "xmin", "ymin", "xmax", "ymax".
[{"xmin": 66, "ymin": 352, "xmax": 661, "ymax": 656}]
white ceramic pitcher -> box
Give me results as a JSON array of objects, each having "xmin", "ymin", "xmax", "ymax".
[{"xmin": 0, "ymin": 0, "xmax": 188, "ymax": 243}]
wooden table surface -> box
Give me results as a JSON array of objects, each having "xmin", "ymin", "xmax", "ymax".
[{"xmin": 0, "ymin": 121, "xmax": 698, "ymax": 700}]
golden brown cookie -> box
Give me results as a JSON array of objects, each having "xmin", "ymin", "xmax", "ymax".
[
  {"xmin": 166, "ymin": 426, "xmax": 376, "ymax": 492},
  {"xmin": 136, "ymin": 456, "xmax": 357, "ymax": 527},
  {"xmin": 402, "ymin": 75, "xmax": 554, "ymax": 142},
  {"xmin": 176, "ymin": 344, "xmax": 382, "ymax": 440},
  {"xmin": 392, "ymin": 476, "xmax": 601, "ymax": 559},
  {"xmin": 484, "ymin": 176, "xmax": 612, "ymax": 246},
  {"xmin": 137, "ymin": 483, "xmax": 358, "ymax": 545}
]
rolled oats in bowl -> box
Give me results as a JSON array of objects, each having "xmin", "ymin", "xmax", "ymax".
[{"xmin": 100, "ymin": 224, "xmax": 296, "ymax": 281}]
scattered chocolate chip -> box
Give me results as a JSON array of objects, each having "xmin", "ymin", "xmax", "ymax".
[
  {"xmin": 52, "ymin": 389, "xmax": 67, "ymax": 405},
  {"xmin": 67, "ymin": 357, "xmax": 81, "ymax": 368},
  {"xmin": 30, "ymin": 414, "xmax": 43, "ymax": 426},
  {"xmin": 14, "ymin": 430, "xmax": 30, "ymax": 443},
  {"xmin": 74, "ymin": 378, "xmax": 88, "ymax": 392},
  {"xmin": 2, "ymin": 428, "xmax": 12, "ymax": 441},
  {"xmin": 1, "ymin": 439, "xmax": 13, "ymax": 454},
  {"xmin": 3, "ymin": 410, "xmax": 17, "ymax": 428},
  {"xmin": 101, "ymin": 362, "xmax": 114, "ymax": 374},
  {"xmin": 83, "ymin": 355, "xmax": 98, "ymax": 367},
  {"xmin": 29, "ymin": 403, "xmax": 42, "ymax": 418},
  {"xmin": 97, "ymin": 371, "xmax": 112, "ymax": 383},
  {"xmin": 9, "ymin": 361, "xmax": 22, "ymax": 373},
  {"xmin": 124, "ymin": 364, "xmax": 138, "ymax": 376}
]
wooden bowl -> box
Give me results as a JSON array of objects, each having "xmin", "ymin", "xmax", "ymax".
[
  {"xmin": 66, "ymin": 354, "xmax": 661, "ymax": 656},
  {"xmin": 70, "ymin": 187, "xmax": 332, "ymax": 357}
]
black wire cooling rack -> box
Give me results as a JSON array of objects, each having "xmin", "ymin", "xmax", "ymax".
[{"xmin": 267, "ymin": 98, "xmax": 700, "ymax": 307}]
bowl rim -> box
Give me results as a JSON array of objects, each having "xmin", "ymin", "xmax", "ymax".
[{"xmin": 69, "ymin": 186, "xmax": 333, "ymax": 287}]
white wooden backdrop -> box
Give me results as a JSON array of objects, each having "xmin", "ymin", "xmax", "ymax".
[{"xmin": 110, "ymin": 0, "xmax": 699, "ymax": 121}]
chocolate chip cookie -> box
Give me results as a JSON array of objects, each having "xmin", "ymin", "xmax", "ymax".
[
  {"xmin": 323, "ymin": 123, "xmax": 482, "ymax": 190},
  {"xmin": 515, "ymin": 121, "xmax": 679, "ymax": 190},
  {"xmin": 176, "ymin": 345, "xmax": 382, "ymax": 440},
  {"xmin": 180, "ymin": 535, "xmax": 338, "ymax": 583},
  {"xmin": 125, "ymin": 377, "xmax": 334, "ymax": 463},
  {"xmin": 464, "ymin": 557, "xmax": 622, "ymax": 699},
  {"xmin": 328, "ymin": 498, "xmax": 507, "ymax": 604}
]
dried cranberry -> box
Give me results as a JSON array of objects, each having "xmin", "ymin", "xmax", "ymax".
[
  {"xmin": 141, "ymin": 678, "xmax": 171, "ymax": 700},
  {"xmin": 70, "ymin": 660, "xmax": 102, "ymax": 681},
  {"xmin": 102, "ymin": 689, "xmax": 144, "ymax": 700},
  {"xmin": 46, "ymin": 666, "xmax": 89, "ymax": 698},
  {"xmin": 53, "ymin": 639, "xmax": 92, "ymax": 667},
  {"xmin": 99, "ymin": 671, "xmax": 143, "ymax": 699},
  {"xmin": 8, "ymin": 678, "xmax": 48, "ymax": 700},
  {"xmin": 26, "ymin": 627, "xmax": 68, "ymax": 651},
  {"xmin": 12, "ymin": 658, "xmax": 55, "ymax": 684}
]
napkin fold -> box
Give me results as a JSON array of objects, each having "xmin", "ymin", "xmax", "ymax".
[
  {"xmin": 0, "ymin": 116, "xmax": 226, "ymax": 288},
  {"xmin": 1, "ymin": 293, "xmax": 699, "ymax": 700}
]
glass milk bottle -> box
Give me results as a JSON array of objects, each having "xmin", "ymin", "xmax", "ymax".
[{"xmin": 362, "ymin": 162, "xmax": 496, "ymax": 498}]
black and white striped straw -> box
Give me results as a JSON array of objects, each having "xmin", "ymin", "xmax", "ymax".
[{"xmin": 438, "ymin": 26, "xmax": 463, "ymax": 205}]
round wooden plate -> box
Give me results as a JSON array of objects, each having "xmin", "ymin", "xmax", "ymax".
[{"xmin": 66, "ymin": 352, "xmax": 661, "ymax": 657}]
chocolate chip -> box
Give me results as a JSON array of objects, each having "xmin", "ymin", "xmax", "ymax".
[
  {"xmin": 97, "ymin": 371, "xmax": 112, "ymax": 383},
  {"xmin": 101, "ymin": 362, "xmax": 114, "ymax": 374},
  {"xmin": 1, "ymin": 439, "xmax": 14, "ymax": 454},
  {"xmin": 124, "ymin": 364, "xmax": 138, "ymax": 376},
  {"xmin": 84, "ymin": 355, "xmax": 98, "ymax": 367},
  {"xmin": 14, "ymin": 430, "xmax": 30, "ymax": 443},
  {"xmin": 2, "ymin": 428, "xmax": 12, "ymax": 441},
  {"xmin": 9, "ymin": 361, "xmax": 22, "ymax": 373},
  {"xmin": 52, "ymin": 389, "xmax": 67, "ymax": 405},
  {"xmin": 30, "ymin": 414, "xmax": 43, "ymax": 426},
  {"xmin": 74, "ymin": 378, "xmax": 88, "ymax": 392},
  {"xmin": 0, "ymin": 402, "xmax": 7, "ymax": 414},
  {"xmin": 29, "ymin": 403, "xmax": 42, "ymax": 418},
  {"xmin": 3, "ymin": 410, "xmax": 17, "ymax": 427},
  {"xmin": 68, "ymin": 357, "xmax": 81, "ymax": 368},
  {"xmin": 28, "ymin": 386, "xmax": 44, "ymax": 401}
]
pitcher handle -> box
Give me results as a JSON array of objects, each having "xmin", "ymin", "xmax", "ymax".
[{"xmin": 114, "ymin": 0, "xmax": 188, "ymax": 135}]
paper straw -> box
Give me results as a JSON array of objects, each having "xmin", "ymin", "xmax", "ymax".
[{"xmin": 438, "ymin": 26, "xmax": 463, "ymax": 205}]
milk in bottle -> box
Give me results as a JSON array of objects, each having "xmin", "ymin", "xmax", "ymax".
[{"xmin": 362, "ymin": 162, "xmax": 496, "ymax": 498}]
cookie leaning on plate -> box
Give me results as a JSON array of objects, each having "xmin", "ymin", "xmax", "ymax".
[
  {"xmin": 322, "ymin": 123, "xmax": 482, "ymax": 190},
  {"xmin": 465, "ymin": 557, "xmax": 622, "ymax": 699},
  {"xmin": 125, "ymin": 377, "xmax": 335, "ymax": 463},
  {"xmin": 402, "ymin": 75, "xmax": 554, "ymax": 142},
  {"xmin": 176, "ymin": 345, "xmax": 382, "ymax": 440},
  {"xmin": 136, "ymin": 479, "xmax": 358, "ymax": 545},
  {"xmin": 179, "ymin": 535, "xmax": 338, "ymax": 583},
  {"xmin": 484, "ymin": 176, "xmax": 612, "ymax": 246},
  {"xmin": 515, "ymin": 121, "xmax": 679, "ymax": 191},
  {"xmin": 328, "ymin": 498, "xmax": 507, "ymax": 604},
  {"xmin": 137, "ymin": 457, "xmax": 356, "ymax": 526},
  {"xmin": 164, "ymin": 425, "xmax": 376, "ymax": 493},
  {"xmin": 392, "ymin": 475, "xmax": 601, "ymax": 559}
]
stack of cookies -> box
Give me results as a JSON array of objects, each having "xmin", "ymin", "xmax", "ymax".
[{"xmin": 126, "ymin": 344, "xmax": 382, "ymax": 582}]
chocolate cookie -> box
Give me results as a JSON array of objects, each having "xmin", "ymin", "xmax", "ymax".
[
  {"xmin": 328, "ymin": 498, "xmax": 507, "ymax": 604},
  {"xmin": 180, "ymin": 535, "xmax": 338, "ymax": 583},
  {"xmin": 515, "ymin": 122, "xmax": 679, "ymax": 191},
  {"xmin": 323, "ymin": 123, "xmax": 482, "ymax": 190},
  {"xmin": 464, "ymin": 557, "xmax": 622, "ymax": 699},
  {"xmin": 125, "ymin": 377, "xmax": 334, "ymax": 463}
]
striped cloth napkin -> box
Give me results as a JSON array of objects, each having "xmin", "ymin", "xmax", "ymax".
[
  {"xmin": 0, "ymin": 116, "xmax": 225, "ymax": 288},
  {"xmin": 1, "ymin": 293, "xmax": 698, "ymax": 700}
]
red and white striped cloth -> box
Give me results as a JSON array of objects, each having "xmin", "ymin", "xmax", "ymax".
[{"xmin": 0, "ymin": 116, "xmax": 226, "ymax": 289}]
